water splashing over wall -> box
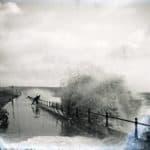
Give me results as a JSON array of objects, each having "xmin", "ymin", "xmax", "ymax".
[{"xmin": 61, "ymin": 72, "xmax": 141, "ymax": 132}]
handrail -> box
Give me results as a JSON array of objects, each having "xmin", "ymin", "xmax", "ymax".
[
  {"xmin": 28, "ymin": 96, "xmax": 150, "ymax": 139},
  {"xmin": 39, "ymin": 98, "xmax": 150, "ymax": 126}
]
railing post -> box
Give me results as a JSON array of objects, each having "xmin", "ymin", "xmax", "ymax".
[
  {"xmin": 56, "ymin": 103, "xmax": 58, "ymax": 110},
  {"xmin": 88, "ymin": 108, "xmax": 91, "ymax": 124},
  {"xmin": 52, "ymin": 102, "xmax": 54, "ymax": 110},
  {"xmin": 76, "ymin": 107, "xmax": 79, "ymax": 118},
  {"xmin": 61, "ymin": 105, "xmax": 63, "ymax": 112},
  {"xmin": 135, "ymin": 117, "xmax": 138, "ymax": 139},
  {"xmin": 67, "ymin": 104, "xmax": 70, "ymax": 116},
  {"xmin": 106, "ymin": 112, "xmax": 109, "ymax": 127}
]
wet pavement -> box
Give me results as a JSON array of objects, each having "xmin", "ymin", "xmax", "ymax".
[{"xmin": 0, "ymin": 90, "xmax": 63, "ymax": 142}]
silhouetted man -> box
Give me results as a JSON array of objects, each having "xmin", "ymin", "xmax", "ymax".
[{"xmin": 32, "ymin": 95, "xmax": 40, "ymax": 105}]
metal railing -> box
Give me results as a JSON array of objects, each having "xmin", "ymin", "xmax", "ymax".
[{"xmin": 36, "ymin": 98, "xmax": 150, "ymax": 139}]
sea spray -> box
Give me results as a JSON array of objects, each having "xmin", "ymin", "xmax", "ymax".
[
  {"xmin": 24, "ymin": 88, "xmax": 61, "ymax": 103},
  {"xmin": 60, "ymin": 73, "xmax": 141, "ymax": 132}
]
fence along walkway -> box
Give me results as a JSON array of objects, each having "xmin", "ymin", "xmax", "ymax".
[{"xmin": 29, "ymin": 96, "xmax": 150, "ymax": 139}]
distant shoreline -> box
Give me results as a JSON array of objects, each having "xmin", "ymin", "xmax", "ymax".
[{"xmin": 0, "ymin": 88, "xmax": 21, "ymax": 108}]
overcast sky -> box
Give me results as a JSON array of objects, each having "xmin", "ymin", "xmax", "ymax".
[
  {"xmin": 0, "ymin": 0, "xmax": 150, "ymax": 6},
  {"xmin": 0, "ymin": 0, "xmax": 150, "ymax": 91}
]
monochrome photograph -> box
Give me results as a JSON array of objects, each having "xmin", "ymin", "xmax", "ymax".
[{"xmin": 0, "ymin": 0, "xmax": 150, "ymax": 149}]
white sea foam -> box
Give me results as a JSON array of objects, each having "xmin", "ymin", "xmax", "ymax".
[{"xmin": 4, "ymin": 136, "xmax": 125, "ymax": 150}]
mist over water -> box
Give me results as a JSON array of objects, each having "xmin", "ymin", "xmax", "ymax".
[
  {"xmin": 0, "ymin": 86, "xmax": 148, "ymax": 150},
  {"xmin": 0, "ymin": 0, "xmax": 150, "ymax": 149},
  {"xmin": 61, "ymin": 72, "xmax": 141, "ymax": 133},
  {"xmin": 24, "ymin": 88, "xmax": 61, "ymax": 103}
]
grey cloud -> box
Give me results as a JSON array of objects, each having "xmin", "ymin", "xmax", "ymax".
[
  {"xmin": 109, "ymin": 27, "xmax": 150, "ymax": 60},
  {"xmin": 1, "ymin": 0, "xmax": 150, "ymax": 4},
  {"xmin": 0, "ymin": 2, "xmax": 150, "ymax": 91}
]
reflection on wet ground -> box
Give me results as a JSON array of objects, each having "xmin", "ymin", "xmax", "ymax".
[
  {"xmin": 0, "ymin": 89, "xmax": 98, "ymax": 143},
  {"xmin": 1, "ymin": 89, "xmax": 150, "ymax": 150},
  {"xmin": 0, "ymin": 90, "xmax": 139, "ymax": 142},
  {"xmin": 0, "ymin": 91, "xmax": 62, "ymax": 142},
  {"xmin": 31, "ymin": 105, "xmax": 40, "ymax": 118}
]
